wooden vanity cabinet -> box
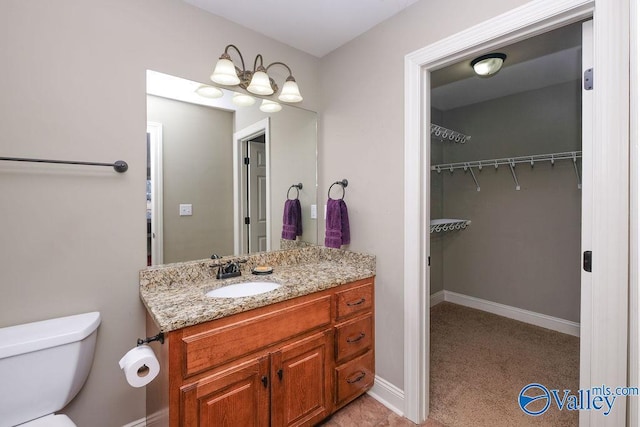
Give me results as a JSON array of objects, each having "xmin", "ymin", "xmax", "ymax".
[{"xmin": 154, "ymin": 277, "xmax": 375, "ymax": 427}]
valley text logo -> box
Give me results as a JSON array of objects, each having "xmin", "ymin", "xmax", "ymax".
[{"xmin": 518, "ymin": 383, "xmax": 639, "ymax": 416}]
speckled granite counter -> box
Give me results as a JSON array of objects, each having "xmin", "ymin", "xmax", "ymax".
[{"xmin": 140, "ymin": 247, "xmax": 375, "ymax": 332}]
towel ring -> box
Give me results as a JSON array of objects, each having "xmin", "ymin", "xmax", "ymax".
[
  {"xmin": 287, "ymin": 183, "xmax": 303, "ymax": 200},
  {"xmin": 328, "ymin": 179, "xmax": 348, "ymax": 200}
]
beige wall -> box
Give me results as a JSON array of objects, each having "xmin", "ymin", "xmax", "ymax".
[
  {"xmin": 439, "ymin": 81, "xmax": 582, "ymax": 322},
  {"xmin": 0, "ymin": 1, "xmax": 318, "ymax": 425},
  {"xmin": 147, "ymin": 95, "xmax": 234, "ymax": 263},
  {"xmin": 318, "ymin": 0, "xmax": 530, "ymax": 389}
]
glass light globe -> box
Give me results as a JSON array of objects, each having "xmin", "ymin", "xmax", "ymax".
[
  {"xmin": 247, "ymin": 70, "xmax": 274, "ymax": 95},
  {"xmin": 259, "ymin": 99, "xmax": 282, "ymax": 113},
  {"xmin": 232, "ymin": 92, "xmax": 255, "ymax": 107},
  {"xmin": 211, "ymin": 58, "xmax": 241, "ymax": 85},
  {"xmin": 195, "ymin": 85, "xmax": 223, "ymax": 99},
  {"xmin": 278, "ymin": 79, "xmax": 303, "ymax": 103}
]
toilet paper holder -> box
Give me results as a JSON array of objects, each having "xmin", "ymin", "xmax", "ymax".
[{"xmin": 137, "ymin": 332, "xmax": 164, "ymax": 346}]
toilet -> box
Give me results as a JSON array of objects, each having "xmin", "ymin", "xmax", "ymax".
[{"xmin": 0, "ymin": 311, "xmax": 101, "ymax": 427}]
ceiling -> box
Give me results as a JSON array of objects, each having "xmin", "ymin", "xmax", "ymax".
[
  {"xmin": 182, "ymin": 0, "xmax": 420, "ymax": 57},
  {"xmin": 431, "ymin": 22, "xmax": 584, "ymax": 110}
]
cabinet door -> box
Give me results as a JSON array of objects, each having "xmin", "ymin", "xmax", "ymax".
[
  {"xmin": 180, "ymin": 357, "xmax": 270, "ymax": 427},
  {"xmin": 271, "ymin": 331, "xmax": 332, "ymax": 427}
]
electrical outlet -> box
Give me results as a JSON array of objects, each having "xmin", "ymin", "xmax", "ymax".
[{"xmin": 179, "ymin": 204, "xmax": 192, "ymax": 216}]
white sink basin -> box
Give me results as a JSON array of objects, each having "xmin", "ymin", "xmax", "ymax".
[{"xmin": 206, "ymin": 281, "xmax": 281, "ymax": 298}]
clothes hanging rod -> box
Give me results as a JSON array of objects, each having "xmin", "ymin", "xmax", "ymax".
[
  {"xmin": 431, "ymin": 151, "xmax": 581, "ymax": 172},
  {"xmin": 0, "ymin": 157, "xmax": 128, "ymax": 173}
]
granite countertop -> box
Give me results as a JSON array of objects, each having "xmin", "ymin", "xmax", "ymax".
[{"xmin": 139, "ymin": 246, "xmax": 376, "ymax": 332}]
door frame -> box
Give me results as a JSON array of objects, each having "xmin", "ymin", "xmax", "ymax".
[
  {"xmin": 233, "ymin": 118, "xmax": 271, "ymax": 255},
  {"xmin": 403, "ymin": 0, "xmax": 629, "ymax": 425},
  {"xmin": 147, "ymin": 121, "xmax": 164, "ymax": 265}
]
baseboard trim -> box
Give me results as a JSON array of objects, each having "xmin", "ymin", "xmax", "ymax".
[
  {"xmin": 368, "ymin": 375, "xmax": 404, "ymax": 416},
  {"xmin": 122, "ymin": 418, "xmax": 146, "ymax": 427},
  {"xmin": 430, "ymin": 290, "xmax": 445, "ymax": 307},
  {"xmin": 434, "ymin": 290, "xmax": 580, "ymax": 337}
]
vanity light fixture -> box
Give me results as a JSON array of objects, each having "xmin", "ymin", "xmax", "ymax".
[
  {"xmin": 211, "ymin": 44, "xmax": 303, "ymax": 103},
  {"xmin": 259, "ymin": 99, "xmax": 282, "ymax": 113},
  {"xmin": 470, "ymin": 53, "xmax": 507, "ymax": 77},
  {"xmin": 232, "ymin": 92, "xmax": 256, "ymax": 107},
  {"xmin": 195, "ymin": 84, "xmax": 223, "ymax": 99}
]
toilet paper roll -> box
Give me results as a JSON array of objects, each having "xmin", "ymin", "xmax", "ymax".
[{"xmin": 118, "ymin": 344, "xmax": 160, "ymax": 387}]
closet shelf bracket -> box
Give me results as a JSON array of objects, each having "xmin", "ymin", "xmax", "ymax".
[
  {"xmin": 508, "ymin": 160, "xmax": 521, "ymax": 191},
  {"xmin": 572, "ymin": 153, "xmax": 582, "ymax": 189},
  {"xmin": 463, "ymin": 163, "xmax": 480, "ymax": 192}
]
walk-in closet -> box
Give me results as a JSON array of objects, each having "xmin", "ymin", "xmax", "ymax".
[{"xmin": 428, "ymin": 21, "xmax": 585, "ymax": 425}]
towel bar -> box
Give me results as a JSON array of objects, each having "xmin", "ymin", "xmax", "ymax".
[
  {"xmin": 328, "ymin": 179, "xmax": 348, "ymax": 200},
  {"xmin": 287, "ymin": 183, "xmax": 303, "ymax": 200}
]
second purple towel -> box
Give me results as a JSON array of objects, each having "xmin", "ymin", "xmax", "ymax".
[
  {"xmin": 325, "ymin": 198, "xmax": 350, "ymax": 248},
  {"xmin": 282, "ymin": 199, "xmax": 302, "ymax": 240}
]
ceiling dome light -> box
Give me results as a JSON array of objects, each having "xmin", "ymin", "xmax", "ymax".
[
  {"xmin": 470, "ymin": 53, "xmax": 507, "ymax": 77},
  {"xmin": 259, "ymin": 99, "xmax": 282, "ymax": 113},
  {"xmin": 232, "ymin": 92, "xmax": 255, "ymax": 107},
  {"xmin": 195, "ymin": 85, "xmax": 223, "ymax": 99}
]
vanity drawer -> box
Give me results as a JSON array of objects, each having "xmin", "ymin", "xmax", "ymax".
[
  {"xmin": 335, "ymin": 350, "xmax": 374, "ymax": 407},
  {"xmin": 335, "ymin": 281, "xmax": 373, "ymax": 320},
  {"xmin": 181, "ymin": 295, "xmax": 332, "ymax": 377},
  {"xmin": 335, "ymin": 314, "xmax": 373, "ymax": 363}
]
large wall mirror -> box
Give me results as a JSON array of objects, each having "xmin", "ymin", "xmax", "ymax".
[{"xmin": 146, "ymin": 70, "xmax": 317, "ymax": 265}]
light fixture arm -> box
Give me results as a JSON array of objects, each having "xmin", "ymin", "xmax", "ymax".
[
  {"xmin": 265, "ymin": 61, "xmax": 294, "ymax": 79},
  {"xmin": 253, "ymin": 54, "xmax": 266, "ymax": 72},
  {"xmin": 221, "ymin": 44, "xmax": 246, "ymax": 73}
]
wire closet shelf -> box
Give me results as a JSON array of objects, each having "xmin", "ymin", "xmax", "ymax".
[
  {"xmin": 431, "ymin": 151, "xmax": 582, "ymax": 191},
  {"xmin": 431, "ymin": 124, "xmax": 471, "ymax": 143},
  {"xmin": 430, "ymin": 219, "xmax": 471, "ymax": 234}
]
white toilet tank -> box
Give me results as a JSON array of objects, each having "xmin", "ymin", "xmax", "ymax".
[{"xmin": 0, "ymin": 312, "xmax": 101, "ymax": 427}]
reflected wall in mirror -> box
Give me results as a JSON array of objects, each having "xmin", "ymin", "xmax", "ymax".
[{"xmin": 146, "ymin": 70, "xmax": 318, "ymax": 265}]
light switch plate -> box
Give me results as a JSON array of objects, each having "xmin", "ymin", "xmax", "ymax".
[
  {"xmin": 310, "ymin": 204, "xmax": 317, "ymax": 219},
  {"xmin": 179, "ymin": 204, "xmax": 192, "ymax": 216}
]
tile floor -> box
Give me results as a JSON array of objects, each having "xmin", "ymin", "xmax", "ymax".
[{"xmin": 318, "ymin": 394, "xmax": 444, "ymax": 427}]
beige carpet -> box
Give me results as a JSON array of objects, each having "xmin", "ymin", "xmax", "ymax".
[{"xmin": 429, "ymin": 302, "xmax": 580, "ymax": 426}]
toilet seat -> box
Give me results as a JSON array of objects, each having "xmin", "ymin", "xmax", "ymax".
[{"xmin": 19, "ymin": 414, "xmax": 76, "ymax": 427}]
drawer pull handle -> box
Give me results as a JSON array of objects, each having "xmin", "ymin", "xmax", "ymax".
[
  {"xmin": 346, "ymin": 332, "xmax": 366, "ymax": 343},
  {"xmin": 346, "ymin": 298, "xmax": 366, "ymax": 307},
  {"xmin": 346, "ymin": 371, "xmax": 366, "ymax": 384}
]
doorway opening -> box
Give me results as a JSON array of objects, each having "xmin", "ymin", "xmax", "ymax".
[
  {"xmin": 234, "ymin": 118, "xmax": 271, "ymax": 255},
  {"xmin": 403, "ymin": 1, "xmax": 629, "ymax": 425},
  {"xmin": 427, "ymin": 21, "xmax": 586, "ymax": 425}
]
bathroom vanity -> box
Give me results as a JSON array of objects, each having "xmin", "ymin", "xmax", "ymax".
[{"xmin": 139, "ymin": 247, "xmax": 375, "ymax": 427}]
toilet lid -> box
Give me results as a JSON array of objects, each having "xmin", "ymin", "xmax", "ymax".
[{"xmin": 20, "ymin": 414, "xmax": 76, "ymax": 427}]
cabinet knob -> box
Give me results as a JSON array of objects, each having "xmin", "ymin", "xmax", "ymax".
[
  {"xmin": 261, "ymin": 376, "xmax": 268, "ymax": 388},
  {"xmin": 277, "ymin": 369, "xmax": 283, "ymax": 381}
]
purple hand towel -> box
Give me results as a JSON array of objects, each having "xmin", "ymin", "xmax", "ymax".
[
  {"xmin": 325, "ymin": 198, "xmax": 350, "ymax": 248},
  {"xmin": 282, "ymin": 199, "xmax": 302, "ymax": 240}
]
